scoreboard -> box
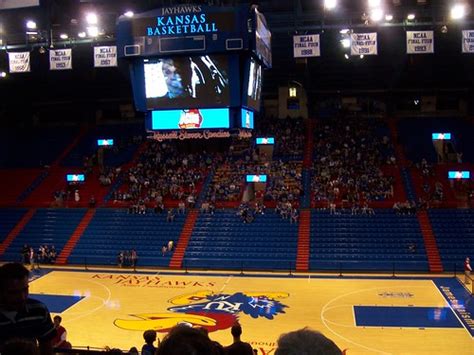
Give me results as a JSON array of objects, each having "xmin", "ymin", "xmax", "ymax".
[{"xmin": 116, "ymin": 4, "xmax": 271, "ymax": 135}]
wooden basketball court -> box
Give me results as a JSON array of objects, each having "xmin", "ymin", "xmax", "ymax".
[{"xmin": 28, "ymin": 268, "xmax": 473, "ymax": 354}]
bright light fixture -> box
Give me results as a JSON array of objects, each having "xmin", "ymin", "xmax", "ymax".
[
  {"xmin": 59, "ymin": 33, "xmax": 68, "ymax": 40},
  {"xmin": 86, "ymin": 13, "xmax": 98, "ymax": 25},
  {"xmin": 339, "ymin": 28, "xmax": 350, "ymax": 34},
  {"xmin": 407, "ymin": 14, "xmax": 415, "ymax": 20},
  {"xmin": 368, "ymin": 0, "xmax": 381, "ymax": 8},
  {"xmin": 385, "ymin": 14, "xmax": 393, "ymax": 21},
  {"xmin": 87, "ymin": 26, "xmax": 99, "ymax": 37},
  {"xmin": 0, "ymin": 71, "xmax": 7, "ymax": 78},
  {"xmin": 78, "ymin": 31, "xmax": 86, "ymax": 38},
  {"xmin": 341, "ymin": 38, "xmax": 351, "ymax": 48},
  {"xmin": 451, "ymin": 4, "xmax": 466, "ymax": 20},
  {"xmin": 324, "ymin": 0, "xmax": 337, "ymax": 10},
  {"xmin": 124, "ymin": 11, "xmax": 134, "ymax": 18},
  {"xmin": 344, "ymin": 54, "xmax": 349, "ymax": 59},
  {"xmin": 26, "ymin": 20, "xmax": 37, "ymax": 29},
  {"xmin": 360, "ymin": 54, "xmax": 365, "ymax": 59},
  {"xmin": 370, "ymin": 8, "xmax": 384, "ymax": 22}
]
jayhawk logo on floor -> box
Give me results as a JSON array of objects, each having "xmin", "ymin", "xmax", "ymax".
[{"xmin": 114, "ymin": 291, "xmax": 289, "ymax": 333}]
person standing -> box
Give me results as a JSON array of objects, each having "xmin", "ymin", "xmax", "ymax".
[
  {"xmin": 224, "ymin": 323, "xmax": 253, "ymax": 355},
  {"xmin": 465, "ymin": 257, "xmax": 472, "ymax": 284},
  {"xmin": 0, "ymin": 263, "xmax": 56, "ymax": 355}
]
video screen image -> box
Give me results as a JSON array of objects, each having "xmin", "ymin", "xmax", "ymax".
[
  {"xmin": 247, "ymin": 58, "xmax": 262, "ymax": 103},
  {"xmin": 144, "ymin": 55, "xmax": 230, "ymax": 109},
  {"xmin": 246, "ymin": 175, "xmax": 267, "ymax": 183},
  {"xmin": 150, "ymin": 108, "xmax": 230, "ymax": 130},
  {"xmin": 241, "ymin": 108, "xmax": 254, "ymax": 129},
  {"xmin": 66, "ymin": 174, "xmax": 85, "ymax": 182}
]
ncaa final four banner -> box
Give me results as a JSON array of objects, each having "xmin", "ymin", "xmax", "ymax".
[
  {"xmin": 8, "ymin": 52, "xmax": 30, "ymax": 73},
  {"xmin": 94, "ymin": 46, "xmax": 118, "ymax": 67},
  {"xmin": 49, "ymin": 49, "xmax": 72, "ymax": 70},
  {"xmin": 293, "ymin": 35, "xmax": 320, "ymax": 58},
  {"xmin": 350, "ymin": 33, "xmax": 378, "ymax": 56},
  {"xmin": 407, "ymin": 31, "xmax": 434, "ymax": 54},
  {"xmin": 462, "ymin": 30, "xmax": 474, "ymax": 53}
]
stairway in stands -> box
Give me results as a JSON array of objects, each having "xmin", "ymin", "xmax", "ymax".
[
  {"xmin": 417, "ymin": 211, "xmax": 443, "ymax": 272},
  {"xmin": 0, "ymin": 209, "xmax": 37, "ymax": 257},
  {"xmin": 296, "ymin": 210, "xmax": 311, "ymax": 271},
  {"xmin": 303, "ymin": 119, "xmax": 315, "ymax": 168},
  {"xmin": 387, "ymin": 117, "xmax": 413, "ymax": 202},
  {"xmin": 56, "ymin": 209, "xmax": 96, "ymax": 264},
  {"xmin": 169, "ymin": 210, "xmax": 199, "ymax": 269}
]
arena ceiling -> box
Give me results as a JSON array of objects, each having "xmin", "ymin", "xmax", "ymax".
[{"xmin": 0, "ymin": 0, "xmax": 473, "ymax": 110}]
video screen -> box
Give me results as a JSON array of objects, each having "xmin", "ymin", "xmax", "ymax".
[
  {"xmin": 255, "ymin": 11, "xmax": 272, "ymax": 67},
  {"xmin": 256, "ymin": 137, "xmax": 274, "ymax": 145},
  {"xmin": 66, "ymin": 174, "xmax": 85, "ymax": 182},
  {"xmin": 144, "ymin": 55, "xmax": 230, "ymax": 109},
  {"xmin": 97, "ymin": 139, "xmax": 114, "ymax": 146},
  {"xmin": 241, "ymin": 108, "xmax": 254, "ymax": 129},
  {"xmin": 448, "ymin": 171, "xmax": 470, "ymax": 179},
  {"xmin": 246, "ymin": 174, "xmax": 267, "ymax": 183},
  {"xmin": 150, "ymin": 108, "xmax": 230, "ymax": 130},
  {"xmin": 247, "ymin": 58, "xmax": 262, "ymax": 110},
  {"xmin": 432, "ymin": 133, "xmax": 451, "ymax": 140}
]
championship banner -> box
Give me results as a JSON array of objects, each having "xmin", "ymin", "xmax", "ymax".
[
  {"xmin": 94, "ymin": 46, "xmax": 118, "ymax": 67},
  {"xmin": 49, "ymin": 49, "xmax": 72, "ymax": 70},
  {"xmin": 350, "ymin": 33, "xmax": 378, "ymax": 56},
  {"xmin": 8, "ymin": 52, "xmax": 30, "ymax": 73},
  {"xmin": 406, "ymin": 31, "xmax": 434, "ymax": 54},
  {"xmin": 293, "ymin": 35, "xmax": 320, "ymax": 58},
  {"xmin": 462, "ymin": 30, "xmax": 474, "ymax": 53}
]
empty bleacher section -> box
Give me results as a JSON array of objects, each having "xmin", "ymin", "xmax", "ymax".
[
  {"xmin": 310, "ymin": 210, "xmax": 429, "ymax": 271},
  {"xmin": 183, "ymin": 210, "xmax": 298, "ymax": 270},
  {"xmin": 68, "ymin": 209, "xmax": 186, "ymax": 267},
  {"xmin": 0, "ymin": 169, "xmax": 43, "ymax": 206},
  {"xmin": 398, "ymin": 117, "xmax": 474, "ymax": 164},
  {"xmin": 0, "ymin": 208, "xmax": 28, "ymax": 244},
  {"xmin": 1, "ymin": 209, "xmax": 86, "ymax": 262},
  {"xmin": 0, "ymin": 126, "xmax": 78, "ymax": 168},
  {"xmin": 428, "ymin": 209, "xmax": 474, "ymax": 272}
]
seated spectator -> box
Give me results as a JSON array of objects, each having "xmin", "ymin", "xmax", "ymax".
[
  {"xmin": 141, "ymin": 329, "xmax": 159, "ymax": 355},
  {"xmin": 178, "ymin": 201, "xmax": 186, "ymax": 214},
  {"xmin": 167, "ymin": 209, "xmax": 175, "ymax": 222},
  {"xmin": 275, "ymin": 327, "xmax": 342, "ymax": 355},
  {"xmin": 224, "ymin": 323, "xmax": 253, "ymax": 355},
  {"xmin": 156, "ymin": 325, "xmax": 222, "ymax": 355}
]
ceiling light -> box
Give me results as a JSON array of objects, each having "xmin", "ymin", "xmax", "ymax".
[
  {"xmin": 0, "ymin": 71, "xmax": 7, "ymax": 78},
  {"xmin": 124, "ymin": 11, "xmax": 134, "ymax": 18},
  {"xmin": 344, "ymin": 54, "xmax": 349, "ymax": 59},
  {"xmin": 87, "ymin": 26, "xmax": 99, "ymax": 37},
  {"xmin": 59, "ymin": 33, "xmax": 68, "ymax": 40},
  {"xmin": 370, "ymin": 8, "xmax": 384, "ymax": 22},
  {"xmin": 407, "ymin": 14, "xmax": 415, "ymax": 20},
  {"xmin": 368, "ymin": 0, "xmax": 381, "ymax": 8},
  {"xmin": 451, "ymin": 4, "xmax": 466, "ymax": 20},
  {"xmin": 78, "ymin": 31, "xmax": 86, "ymax": 38},
  {"xmin": 339, "ymin": 28, "xmax": 350, "ymax": 34},
  {"xmin": 385, "ymin": 14, "xmax": 393, "ymax": 21},
  {"xmin": 341, "ymin": 38, "xmax": 351, "ymax": 48},
  {"xmin": 86, "ymin": 13, "xmax": 98, "ymax": 25},
  {"xmin": 324, "ymin": 0, "xmax": 337, "ymax": 10},
  {"xmin": 360, "ymin": 55, "xmax": 365, "ymax": 59},
  {"xmin": 26, "ymin": 20, "xmax": 37, "ymax": 29}
]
